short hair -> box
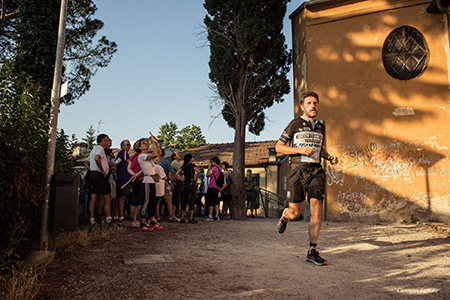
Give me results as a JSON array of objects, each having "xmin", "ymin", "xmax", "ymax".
[
  {"xmin": 160, "ymin": 149, "xmax": 166, "ymax": 157},
  {"xmin": 247, "ymin": 169, "xmax": 252, "ymax": 173},
  {"xmin": 221, "ymin": 162, "xmax": 229, "ymax": 169},
  {"xmin": 183, "ymin": 153, "xmax": 193, "ymax": 165},
  {"xmin": 97, "ymin": 134, "xmax": 108, "ymax": 144},
  {"xmin": 211, "ymin": 156, "xmax": 220, "ymax": 165},
  {"xmin": 300, "ymin": 91, "xmax": 319, "ymax": 106},
  {"xmin": 171, "ymin": 152, "xmax": 179, "ymax": 160},
  {"xmin": 120, "ymin": 140, "xmax": 129, "ymax": 148}
]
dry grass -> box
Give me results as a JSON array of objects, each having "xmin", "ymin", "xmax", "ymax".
[
  {"xmin": 1, "ymin": 223, "xmax": 127, "ymax": 300},
  {"xmin": 0, "ymin": 267, "xmax": 43, "ymax": 300},
  {"xmin": 50, "ymin": 223, "xmax": 127, "ymax": 255}
]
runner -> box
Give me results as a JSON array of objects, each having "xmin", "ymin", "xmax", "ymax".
[{"xmin": 275, "ymin": 91, "xmax": 338, "ymax": 266}]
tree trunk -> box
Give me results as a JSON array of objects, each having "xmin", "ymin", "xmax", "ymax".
[{"xmin": 232, "ymin": 100, "xmax": 247, "ymax": 220}]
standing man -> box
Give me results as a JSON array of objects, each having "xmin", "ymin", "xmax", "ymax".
[
  {"xmin": 244, "ymin": 169, "xmax": 257, "ymax": 217},
  {"xmin": 171, "ymin": 151, "xmax": 183, "ymax": 218},
  {"xmin": 88, "ymin": 134, "xmax": 115, "ymax": 225},
  {"xmin": 113, "ymin": 140, "xmax": 132, "ymax": 222},
  {"xmin": 275, "ymin": 91, "xmax": 338, "ymax": 266},
  {"xmin": 159, "ymin": 149, "xmax": 179, "ymax": 222}
]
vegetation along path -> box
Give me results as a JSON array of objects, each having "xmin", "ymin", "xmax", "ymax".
[{"xmin": 36, "ymin": 219, "xmax": 450, "ymax": 299}]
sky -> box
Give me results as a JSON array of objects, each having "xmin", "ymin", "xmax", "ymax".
[{"xmin": 57, "ymin": 0, "xmax": 305, "ymax": 148}]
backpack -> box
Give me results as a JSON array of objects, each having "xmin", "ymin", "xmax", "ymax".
[{"xmin": 214, "ymin": 166, "xmax": 224, "ymax": 188}]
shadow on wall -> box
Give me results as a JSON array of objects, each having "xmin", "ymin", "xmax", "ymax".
[{"xmin": 300, "ymin": 5, "xmax": 450, "ymax": 221}]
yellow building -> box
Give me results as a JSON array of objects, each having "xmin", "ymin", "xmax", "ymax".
[{"xmin": 290, "ymin": 0, "xmax": 450, "ymax": 222}]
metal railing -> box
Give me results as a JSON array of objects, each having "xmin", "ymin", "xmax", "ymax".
[{"xmin": 259, "ymin": 187, "xmax": 288, "ymax": 218}]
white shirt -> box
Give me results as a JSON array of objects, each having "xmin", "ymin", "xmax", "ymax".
[
  {"xmin": 155, "ymin": 165, "xmax": 166, "ymax": 197},
  {"xmin": 89, "ymin": 145, "xmax": 109, "ymax": 174},
  {"xmin": 138, "ymin": 154, "xmax": 156, "ymax": 183}
]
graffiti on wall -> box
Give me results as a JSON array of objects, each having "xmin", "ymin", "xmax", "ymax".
[{"xmin": 326, "ymin": 136, "xmax": 448, "ymax": 218}]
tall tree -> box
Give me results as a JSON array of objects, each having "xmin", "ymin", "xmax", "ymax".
[
  {"xmin": 0, "ymin": 0, "xmax": 19, "ymax": 59},
  {"xmin": 157, "ymin": 121, "xmax": 179, "ymax": 147},
  {"xmin": 176, "ymin": 124, "xmax": 206, "ymax": 151},
  {"xmin": 9, "ymin": 0, "xmax": 117, "ymax": 104},
  {"xmin": 204, "ymin": 0, "xmax": 291, "ymax": 220},
  {"xmin": 82, "ymin": 124, "xmax": 96, "ymax": 150}
]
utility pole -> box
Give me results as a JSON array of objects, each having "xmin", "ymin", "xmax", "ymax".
[
  {"xmin": 97, "ymin": 119, "xmax": 106, "ymax": 134},
  {"xmin": 25, "ymin": 0, "xmax": 69, "ymax": 267}
]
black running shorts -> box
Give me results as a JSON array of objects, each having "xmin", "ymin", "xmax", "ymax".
[
  {"xmin": 89, "ymin": 171, "xmax": 111, "ymax": 195},
  {"xmin": 287, "ymin": 164, "xmax": 325, "ymax": 203}
]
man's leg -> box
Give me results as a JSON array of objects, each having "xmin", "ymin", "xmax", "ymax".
[
  {"xmin": 103, "ymin": 194, "xmax": 113, "ymax": 223},
  {"xmin": 89, "ymin": 194, "xmax": 98, "ymax": 223},
  {"xmin": 306, "ymin": 198, "xmax": 327, "ymax": 265},
  {"xmin": 309, "ymin": 198, "xmax": 322, "ymax": 244},
  {"xmin": 277, "ymin": 202, "xmax": 302, "ymax": 234}
]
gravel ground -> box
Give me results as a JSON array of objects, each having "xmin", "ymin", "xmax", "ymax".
[{"xmin": 35, "ymin": 218, "xmax": 450, "ymax": 300}]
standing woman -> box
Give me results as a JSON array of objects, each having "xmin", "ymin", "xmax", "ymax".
[
  {"xmin": 202, "ymin": 156, "xmax": 222, "ymax": 221},
  {"xmin": 132, "ymin": 134, "xmax": 163, "ymax": 231},
  {"xmin": 177, "ymin": 153, "xmax": 201, "ymax": 223}
]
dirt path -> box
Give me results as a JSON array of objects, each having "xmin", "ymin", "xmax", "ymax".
[{"xmin": 36, "ymin": 219, "xmax": 450, "ymax": 299}]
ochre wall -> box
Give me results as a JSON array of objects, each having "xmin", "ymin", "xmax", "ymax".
[{"xmin": 291, "ymin": 0, "xmax": 450, "ymax": 222}]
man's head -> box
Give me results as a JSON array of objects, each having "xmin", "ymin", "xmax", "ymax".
[
  {"xmin": 160, "ymin": 149, "xmax": 166, "ymax": 158},
  {"xmin": 120, "ymin": 140, "xmax": 131, "ymax": 151},
  {"xmin": 97, "ymin": 134, "xmax": 111, "ymax": 148},
  {"xmin": 247, "ymin": 169, "xmax": 252, "ymax": 177},
  {"xmin": 300, "ymin": 91, "xmax": 319, "ymax": 120},
  {"xmin": 171, "ymin": 151, "xmax": 181, "ymax": 161}
]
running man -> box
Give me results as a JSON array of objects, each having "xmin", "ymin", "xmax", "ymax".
[{"xmin": 275, "ymin": 91, "xmax": 338, "ymax": 266}]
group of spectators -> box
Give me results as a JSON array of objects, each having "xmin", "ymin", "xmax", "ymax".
[{"xmin": 84, "ymin": 133, "xmax": 257, "ymax": 231}]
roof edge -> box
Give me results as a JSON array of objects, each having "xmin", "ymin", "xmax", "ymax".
[{"xmin": 289, "ymin": 0, "xmax": 339, "ymax": 20}]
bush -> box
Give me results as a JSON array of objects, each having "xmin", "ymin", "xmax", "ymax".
[{"xmin": 0, "ymin": 62, "xmax": 50, "ymax": 275}]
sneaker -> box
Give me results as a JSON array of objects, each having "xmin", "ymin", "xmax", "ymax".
[
  {"xmin": 188, "ymin": 219, "xmax": 198, "ymax": 224},
  {"xmin": 173, "ymin": 216, "xmax": 181, "ymax": 223},
  {"xmin": 149, "ymin": 223, "xmax": 164, "ymax": 230},
  {"xmin": 139, "ymin": 225, "xmax": 154, "ymax": 232},
  {"xmin": 131, "ymin": 221, "xmax": 140, "ymax": 228},
  {"xmin": 90, "ymin": 219, "xmax": 96, "ymax": 225},
  {"xmin": 202, "ymin": 216, "xmax": 213, "ymax": 222},
  {"xmin": 277, "ymin": 208, "xmax": 288, "ymax": 234},
  {"xmin": 180, "ymin": 219, "xmax": 186, "ymax": 223},
  {"xmin": 168, "ymin": 218, "xmax": 174, "ymax": 223},
  {"xmin": 306, "ymin": 249, "xmax": 328, "ymax": 266},
  {"xmin": 213, "ymin": 215, "xmax": 220, "ymax": 221}
]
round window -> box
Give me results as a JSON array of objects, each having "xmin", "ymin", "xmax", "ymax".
[{"xmin": 382, "ymin": 26, "xmax": 429, "ymax": 80}]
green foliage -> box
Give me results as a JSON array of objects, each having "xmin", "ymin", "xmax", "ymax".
[
  {"xmin": 62, "ymin": 0, "xmax": 117, "ymax": 104},
  {"xmin": 54, "ymin": 129, "xmax": 79, "ymax": 173},
  {"xmin": 82, "ymin": 125, "xmax": 96, "ymax": 150},
  {"xmin": 5, "ymin": 0, "xmax": 117, "ymax": 105},
  {"xmin": 157, "ymin": 121, "xmax": 179, "ymax": 147},
  {"xmin": 0, "ymin": 61, "xmax": 48, "ymax": 275},
  {"xmin": 204, "ymin": 0, "xmax": 291, "ymax": 135},
  {"xmin": 158, "ymin": 122, "xmax": 206, "ymax": 151},
  {"xmin": 176, "ymin": 125, "xmax": 206, "ymax": 152}
]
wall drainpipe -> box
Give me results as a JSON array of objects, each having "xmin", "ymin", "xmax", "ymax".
[{"xmin": 436, "ymin": 0, "xmax": 450, "ymax": 48}]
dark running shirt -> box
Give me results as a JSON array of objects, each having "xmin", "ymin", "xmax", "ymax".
[
  {"xmin": 181, "ymin": 163, "xmax": 197, "ymax": 185},
  {"xmin": 279, "ymin": 117, "xmax": 325, "ymax": 166}
]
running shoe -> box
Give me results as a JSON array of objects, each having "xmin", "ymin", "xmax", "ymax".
[
  {"xmin": 180, "ymin": 219, "xmax": 186, "ymax": 223},
  {"xmin": 130, "ymin": 221, "xmax": 140, "ymax": 228},
  {"xmin": 168, "ymin": 218, "xmax": 174, "ymax": 223},
  {"xmin": 139, "ymin": 225, "xmax": 154, "ymax": 232},
  {"xmin": 213, "ymin": 215, "xmax": 220, "ymax": 221},
  {"xmin": 149, "ymin": 223, "xmax": 164, "ymax": 230},
  {"xmin": 306, "ymin": 249, "xmax": 328, "ymax": 266},
  {"xmin": 188, "ymin": 219, "xmax": 198, "ymax": 224},
  {"xmin": 202, "ymin": 216, "xmax": 213, "ymax": 221},
  {"xmin": 173, "ymin": 216, "xmax": 181, "ymax": 223},
  {"xmin": 277, "ymin": 208, "xmax": 288, "ymax": 234}
]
